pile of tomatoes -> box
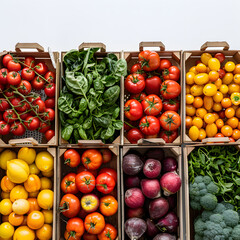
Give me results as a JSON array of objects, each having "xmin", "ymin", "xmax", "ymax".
[
  {"xmin": 124, "ymin": 50, "xmax": 181, "ymax": 144},
  {"xmin": 59, "ymin": 148, "xmax": 118, "ymax": 240},
  {"xmin": 186, "ymin": 52, "xmax": 240, "ymax": 141},
  {"xmin": 0, "ymin": 53, "xmax": 56, "ymax": 141},
  {"xmin": 0, "ymin": 147, "xmax": 54, "ymax": 240}
]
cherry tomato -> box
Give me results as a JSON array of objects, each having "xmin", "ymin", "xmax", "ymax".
[
  {"xmin": 24, "ymin": 116, "xmax": 40, "ymax": 130},
  {"xmin": 125, "ymin": 74, "xmax": 145, "ymax": 94},
  {"xmin": 126, "ymin": 128, "xmax": 144, "ymax": 144},
  {"xmin": 145, "ymin": 76, "xmax": 162, "ymax": 95},
  {"xmin": 42, "ymin": 108, "xmax": 55, "ymax": 121},
  {"xmin": 18, "ymin": 80, "xmax": 32, "ymax": 95},
  {"xmin": 33, "ymin": 99, "xmax": 46, "ymax": 113},
  {"xmin": 35, "ymin": 62, "xmax": 48, "ymax": 75},
  {"xmin": 130, "ymin": 92, "xmax": 147, "ymax": 103},
  {"xmin": 3, "ymin": 109, "xmax": 17, "ymax": 123},
  {"xmin": 218, "ymin": 69, "xmax": 226, "ymax": 79},
  {"xmin": 159, "ymin": 59, "xmax": 172, "ymax": 71},
  {"xmin": 7, "ymin": 71, "xmax": 21, "ymax": 85},
  {"xmin": 138, "ymin": 50, "xmax": 160, "ymax": 71},
  {"xmin": 163, "ymin": 99, "xmax": 180, "ymax": 112},
  {"xmin": 45, "ymin": 130, "xmax": 55, "ymax": 141},
  {"xmin": 21, "ymin": 67, "xmax": 35, "ymax": 81},
  {"xmin": 139, "ymin": 116, "xmax": 160, "ymax": 135},
  {"xmin": 162, "ymin": 66, "xmax": 180, "ymax": 81},
  {"xmin": 24, "ymin": 57, "xmax": 35, "ymax": 68},
  {"xmin": 44, "ymin": 98, "xmax": 55, "ymax": 109},
  {"xmin": 214, "ymin": 53, "xmax": 225, "ymax": 63},
  {"xmin": 10, "ymin": 121, "xmax": 26, "ymax": 136},
  {"xmin": 61, "ymin": 173, "xmax": 78, "ymax": 194},
  {"xmin": 44, "ymin": 71, "xmax": 55, "ymax": 83},
  {"xmin": 10, "ymin": 98, "xmax": 28, "ymax": 112},
  {"xmin": 0, "ymin": 99, "xmax": 10, "ymax": 111},
  {"xmin": 141, "ymin": 94, "xmax": 162, "ymax": 116},
  {"xmin": 44, "ymin": 83, "xmax": 56, "ymax": 97},
  {"xmin": 0, "ymin": 121, "xmax": 10, "ymax": 135},
  {"xmin": 0, "ymin": 68, "xmax": 9, "ymax": 84},
  {"xmin": 7, "ymin": 60, "xmax": 21, "ymax": 72},
  {"xmin": 2, "ymin": 54, "xmax": 13, "ymax": 67},
  {"xmin": 124, "ymin": 99, "xmax": 143, "ymax": 121},
  {"xmin": 39, "ymin": 122, "xmax": 51, "ymax": 133},
  {"xmin": 32, "ymin": 76, "xmax": 45, "ymax": 90}
]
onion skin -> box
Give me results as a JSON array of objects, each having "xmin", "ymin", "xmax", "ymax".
[
  {"xmin": 125, "ymin": 217, "xmax": 147, "ymax": 240},
  {"xmin": 143, "ymin": 159, "xmax": 161, "ymax": 178},
  {"xmin": 166, "ymin": 195, "xmax": 177, "ymax": 210},
  {"xmin": 162, "ymin": 157, "xmax": 177, "ymax": 173},
  {"xmin": 141, "ymin": 179, "xmax": 161, "ymax": 199},
  {"xmin": 147, "ymin": 218, "xmax": 159, "ymax": 238},
  {"xmin": 160, "ymin": 172, "xmax": 182, "ymax": 196},
  {"xmin": 127, "ymin": 207, "xmax": 145, "ymax": 219},
  {"xmin": 125, "ymin": 188, "xmax": 145, "ymax": 208},
  {"xmin": 125, "ymin": 176, "xmax": 140, "ymax": 188},
  {"xmin": 153, "ymin": 233, "xmax": 177, "ymax": 240},
  {"xmin": 145, "ymin": 149, "xmax": 165, "ymax": 161},
  {"xmin": 123, "ymin": 154, "xmax": 143, "ymax": 175},
  {"xmin": 149, "ymin": 197, "xmax": 169, "ymax": 220},
  {"xmin": 157, "ymin": 211, "xmax": 179, "ymax": 233}
]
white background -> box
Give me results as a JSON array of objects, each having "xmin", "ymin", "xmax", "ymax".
[{"xmin": 1, "ymin": 0, "xmax": 239, "ymax": 52}]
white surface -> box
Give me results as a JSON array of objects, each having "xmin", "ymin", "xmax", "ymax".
[{"xmin": 1, "ymin": 0, "xmax": 239, "ymax": 52}]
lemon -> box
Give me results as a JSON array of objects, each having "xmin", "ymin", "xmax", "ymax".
[
  {"xmin": 17, "ymin": 147, "xmax": 36, "ymax": 165},
  {"xmin": 0, "ymin": 199, "xmax": 12, "ymax": 215},
  {"xmin": 35, "ymin": 152, "xmax": 53, "ymax": 173},
  {"xmin": 0, "ymin": 150, "xmax": 17, "ymax": 170},
  {"xmin": 12, "ymin": 199, "xmax": 30, "ymax": 215},
  {"xmin": 10, "ymin": 185, "xmax": 28, "ymax": 202}
]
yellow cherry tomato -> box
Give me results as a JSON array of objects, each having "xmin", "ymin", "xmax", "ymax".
[
  {"xmin": 192, "ymin": 117, "xmax": 203, "ymax": 129},
  {"xmin": 208, "ymin": 71, "xmax": 219, "ymax": 82},
  {"xmin": 226, "ymin": 117, "xmax": 239, "ymax": 129},
  {"xmin": 12, "ymin": 199, "xmax": 30, "ymax": 215},
  {"xmin": 234, "ymin": 64, "xmax": 240, "ymax": 74},
  {"xmin": 189, "ymin": 126, "xmax": 200, "ymax": 141},
  {"xmin": 28, "ymin": 191, "xmax": 39, "ymax": 198},
  {"xmin": 228, "ymin": 83, "xmax": 240, "ymax": 95},
  {"xmin": 189, "ymin": 66, "xmax": 198, "ymax": 75},
  {"xmin": 40, "ymin": 178, "xmax": 52, "ymax": 190},
  {"xmin": 206, "ymin": 123, "xmax": 218, "ymax": 137},
  {"xmin": 219, "ymin": 84, "xmax": 229, "ymax": 94},
  {"xmin": 36, "ymin": 224, "xmax": 52, "ymax": 240},
  {"xmin": 41, "ymin": 170, "xmax": 54, "ymax": 178},
  {"xmin": 186, "ymin": 116, "xmax": 193, "ymax": 129},
  {"xmin": 29, "ymin": 163, "xmax": 40, "ymax": 175},
  {"xmin": 221, "ymin": 125, "xmax": 233, "ymax": 137},
  {"xmin": 24, "ymin": 174, "xmax": 41, "ymax": 193},
  {"xmin": 0, "ymin": 222, "xmax": 14, "ymax": 239},
  {"xmin": 1, "ymin": 191, "xmax": 10, "ymax": 199},
  {"xmin": 1, "ymin": 176, "xmax": 16, "ymax": 192},
  {"xmin": 0, "ymin": 150, "xmax": 17, "ymax": 170},
  {"xmin": 186, "ymin": 105, "xmax": 196, "ymax": 116},
  {"xmin": 204, "ymin": 113, "xmax": 215, "ymax": 124},
  {"xmin": 193, "ymin": 97, "xmax": 204, "ymax": 108},
  {"xmin": 42, "ymin": 210, "xmax": 53, "ymax": 224},
  {"xmin": 216, "ymin": 119, "xmax": 224, "ymax": 129},
  {"xmin": 198, "ymin": 128, "xmax": 207, "ymax": 140},
  {"xmin": 213, "ymin": 91, "xmax": 223, "ymax": 103},
  {"xmin": 208, "ymin": 58, "xmax": 220, "ymax": 71},
  {"xmin": 196, "ymin": 63, "xmax": 207, "ymax": 73},
  {"xmin": 17, "ymin": 148, "xmax": 36, "ymax": 165},
  {"xmin": 13, "ymin": 226, "xmax": 35, "ymax": 240},
  {"xmin": 196, "ymin": 108, "xmax": 207, "ymax": 119},
  {"xmin": 190, "ymin": 85, "xmax": 203, "ymax": 96},
  {"xmin": 213, "ymin": 103, "xmax": 222, "ymax": 112},
  {"xmin": 236, "ymin": 107, "xmax": 240, "ymax": 118},
  {"xmin": 203, "ymin": 84, "xmax": 217, "ymax": 96},
  {"xmin": 233, "ymin": 74, "xmax": 240, "ymax": 84},
  {"xmin": 186, "ymin": 85, "xmax": 191, "ymax": 94},
  {"xmin": 214, "ymin": 78, "xmax": 222, "ymax": 89},
  {"xmin": 212, "ymin": 112, "xmax": 219, "ymax": 121},
  {"xmin": 37, "ymin": 190, "xmax": 53, "ymax": 210},
  {"xmin": 201, "ymin": 53, "xmax": 212, "ymax": 65},
  {"xmin": 203, "ymin": 96, "xmax": 213, "ymax": 110},
  {"xmin": 10, "ymin": 185, "xmax": 28, "ymax": 202},
  {"xmin": 225, "ymin": 107, "xmax": 235, "ymax": 118},
  {"xmin": 194, "ymin": 73, "xmax": 209, "ymax": 85},
  {"xmin": 0, "ymin": 199, "xmax": 12, "ymax": 215},
  {"xmin": 225, "ymin": 61, "xmax": 236, "ymax": 72},
  {"xmin": 222, "ymin": 73, "xmax": 233, "ymax": 85},
  {"xmin": 186, "ymin": 94, "xmax": 194, "ymax": 104},
  {"xmin": 35, "ymin": 152, "xmax": 53, "ymax": 173},
  {"xmin": 186, "ymin": 72, "xmax": 195, "ymax": 85}
]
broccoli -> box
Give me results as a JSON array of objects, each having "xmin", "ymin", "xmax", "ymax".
[
  {"xmin": 200, "ymin": 193, "xmax": 218, "ymax": 210},
  {"xmin": 232, "ymin": 225, "xmax": 240, "ymax": 240},
  {"xmin": 213, "ymin": 203, "xmax": 226, "ymax": 214},
  {"xmin": 222, "ymin": 210, "xmax": 239, "ymax": 227}
]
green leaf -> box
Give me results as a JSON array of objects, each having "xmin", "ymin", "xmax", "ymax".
[
  {"xmin": 61, "ymin": 125, "xmax": 74, "ymax": 141},
  {"xmin": 112, "ymin": 107, "xmax": 120, "ymax": 119},
  {"xmin": 113, "ymin": 120, "xmax": 123, "ymax": 130},
  {"xmin": 83, "ymin": 116, "xmax": 92, "ymax": 130},
  {"xmin": 102, "ymin": 86, "xmax": 120, "ymax": 106},
  {"xmin": 58, "ymin": 93, "xmax": 77, "ymax": 114},
  {"xmin": 101, "ymin": 125, "xmax": 115, "ymax": 140},
  {"xmin": 79, "ymin": 98, "xmax": 88, "ymax": 112},
  {"xmin": 78, "ymin": 126, "xmax": 88, "ymax": 140},
  {"xmin": 94, "ymin": 115, "xmax": 111, "ymax": 128}
]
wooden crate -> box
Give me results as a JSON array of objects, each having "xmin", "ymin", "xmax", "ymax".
[
  {"xmin": 59, "ymin": 43, "xmax": 124, "ymax": 146},
  {"xmin": 120, "ymin": 145, "xmax": 183, "ymax": 240},
  {"xmin": 122, "ymin": 42, "xmax": 182, "ymax": 146},
  {"xmin": 182, "ymin": 41, "xmax": 240, "ymax": 145},
  {"xmin": 0, "ymin": 43, "xmax": 60, "ymax": 146},
  {"xmin": 0, "ymin": 143, "xmax": 57, "ymax": 240},
  {"xmin": 56, "ymin": 144, "xmax": 121, "ymax": 240}
]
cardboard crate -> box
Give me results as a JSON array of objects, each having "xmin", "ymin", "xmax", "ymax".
[
  {"xmin": 122, "ymin": 42, "xmax": 182, "ymax": 145},
  {"xmin": 182, "ymin": 41, "xmax": 240, "ymax": 144},
  {"xmin": 59, "ymin": 43, "xmax": 124, "ymax": 146},
  {"xmin": 56, "ymin": 145, "xmax": 121, "ymax": 240},
  {"xmin": 120, "ymin": 145, "xmax": 183, "ymax": 240},
  {"xmin": 0, "ymin": 43, "xmax": 60, "ymax": 146},
  {"xmin": 0, "ymin": 143, "xmax": 57, "ymax": 240}
]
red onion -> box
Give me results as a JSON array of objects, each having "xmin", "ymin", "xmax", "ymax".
[
  {"xmin": 157, "ymin": 211, "xmax": 179, "ymax": 233},
  {"xmin": 125, "ymin": 188, "xmax": 145, "ymax": 208},
  {"xmin": 141, "ymin": 179, "xmax": 161, "ymax": 199},
  {"xmin": 162, "ymin": 157, "xmax": 177, "ymax": 173},
  {"xmin": 125, "ymin": 176, "xmax": 140, "ymax": 188},
  {"xmin": 145, "ymin": 149, "xmax": 165, "ymax": 161},
  {"xmin": 123, "ymin": 154, "xmax": 143, "ymax": 175},
  {"xmin": 149, "ymin": 197, "xmax": 169, "ymax": 220},
  {"xmin": 166, "ymin": 195, "xmax": 177, "ymax": 210},
  {"xmin": 147, "ymin": 218, "xmax": 159, "ymax": 238},
  {"xmin": 153, "ymin": 233, "xmax": 177, "ymax": 240},
  {"xmin": 160, "ymin": 172, "xmax": 181, "ymax": 196},
  {"xmin": 125, "ymin": 217, "xmax": 147, "ymax": 240},
  {"xmin": 143, "ymin": 159, "xmax": 161, "ymax": 178},
  {"xmin": 127, "ymin": 207, "xmax": 145, "ymax": 218}
]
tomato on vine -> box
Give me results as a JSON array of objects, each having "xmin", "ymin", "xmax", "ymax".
[{"xmin": 10, "ymin": 121, "xmax": 26, "ymax": 136}]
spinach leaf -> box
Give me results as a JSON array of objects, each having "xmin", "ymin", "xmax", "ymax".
[
  {"xmin": 79, "ymin": 98, "xmax": 88, "ymax": 112},
  {"xmin": 112, "ymin": 107, "xmax": 120, "ymax": 119},
  {"xmin": 94, "ymin": 115, "xmax": 112, "ymax": 128},
  {"xmin": 101, "ymin": 124, "xmax": 115, "ymax": 140},
  {"xmin": 113, "ymin": 58, "xmax": 127, "ymax": 80},
  {"xmin": 58, "ymin": 93, "xmax": 77, "ymax": 114},
  {"xmin": 113, "ymin": 120, "xmax": 123, "ymax": 130},
  {"xmin": 83, "ymin": 116, "xmax": 92, "ymax": 130},
  {"xmin": 103, "ymin": 86, "xmax": 120, "ymax": 105},
  {"xmin": 78, "ymin": 126, "xmax": 88, "ymax": 140},
  {"xmin": 61, "ymin": 125, "xmax": 74, "ymax": 140}
]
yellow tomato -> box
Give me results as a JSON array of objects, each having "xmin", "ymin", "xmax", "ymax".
[
  {"xmin": 192, "ymin": 97, "xmax": 203, "ymax": 108},
  {"xmin": 13, "ymin": 226, "xmax": 35, "ymax": 240},
  {"xmin": 0, "ymin": 150, "xmax": 16, "ymax": 170},
  {"xmin": 17, "ymin": 148, "xmax": 36, "ymax": 165},
  {"xmin": 37, "ymin": 190, "xmax": 53, "ymax": 210},
  {"xmin": 0, "ymin": 199, "xmax": 12, "ymax": 215},
  {"xmin": 212, "ymin": 112, "xmax": 219, "ymax": 121},
  {"xmin": 40, "ymin": 178, "xmax": 52, "ymax": 190},
  {"xmin": 208, "ymin": 71, "xmax": 219, "ymax": 82},
  {"xmin": 28, "ymin": 191, "xmax": 39, "ymax": 198},
  {"xmin": 7, "ymin": 159, "xmax": 29, "ymax": 184},
  {"xmin": 234, "ymin": 64, "xmax": 240, "ymax": 74},
  {"xmin": 10, "ymin": 185, "xmax": 28, "ymax": 202},
  {"xmin": 1, "ymin": 176, "xmax": 16, "ymax": 192},
  {"xmin": 226, "ymin": 117, "xmax": 239, "ymax": 129},
  {"xmin": 24, "ymin": 174, "xmax": 41, "ymax": 193},
  {"xmin": 186, "ymin": 85, "xmax": 191, "ymax": 94},
  {"xmin": 219, "ymin": 84, "xmax": 229, "ymax": 94},
  {"xmin": 201, "ymin": 53, "xmax": 212, "ymax": 65},
  {"xmin": 203, "ymin": 84, "xmax": 217, "ymax": 96},
  {"xmin": 213, "ymin": 91, "xmax": 223, "ymax": 103},
  {"xmin": 233, "ymin": 74, "xmax": 240, "ymax": 84},
  {"xmin": 196, "ymin": 63, "xmax": 207, "ymax": 73},
  {"xmin": 213, "ymin": 103, "xmax": 222, "ymax": 112},
  {"xmin": 35, "ymin": 152, "xmax": 53, "ymax": 173},
  {"xmin": 222, "ymin": 73, "xmax": 233, "ymax": 84},
  {"xmin": 42, "ymin": 210, "xmax": 53, "ymax": 224},
  {"xmin": 208, "ymin": 58, "xmax": 220, "ymax": 71},
  {"xmin": 196, "ymin": 108, "xmax": 207, "ymax": 119},
  {"xmin": 225, "ymin": 61, "xmax": 236, "ymax": 72},
  {"xmin": 189, "ymin": 66, "xmax": 198, "ymax": 75},
  {"xmin": 214, "ymin": 78, "xmax": 222, "ymax": 89},
  {"xmin": 27, "ymin": 211, "xmax": 44, "ymax": 230},
  {"xmin": 12, "ymin": 199, "xmax": 30, "ymax": 215},
  {"xmin": 189, "ymin": 126, "xmax": 200, "ymax": 141},
  {"xmin": 204, "ymin": 113, "xmax": 215, "ymax": 124},
  {"xmin": 190, "ymin": 85, "xmax": 203, "ymax": 96},
  {"xmin": 203, "ymin": 96, "xmax": 213, "ymax": 110},
  {"xmin": 186, "ymin": 105, "xmax": 196, "ymax": 116},
  {"xmin": 29, "ymin": 163, "xmax": 40, "ymax": 175},
  {"xmin": 192, "ymin": 117, "xmax": 203, "ymax": 129},
  {"xmin": 225, "ymin": 107, "xmax": 235, "ymax": 118},
  {"xmin": 194, "ymin": 73, "xmax": 209, "ymax": 85},
  {"xmin": 198, "ymin": 128, "xmax": 207, "ymax": 140},
  {"xmin": 0, "ymin": 222, "xmax": 14, "ymax": 239},
  {"xmin": 221, "ymin": 125, "xmax": 233, "ymax": 137},
  {"xmin": 41, "ymin": 170, "xmax": 54, "ymax": 178},
  {"xmin": 1, "ymin": 191, "xmax": 10, "ymax": 199},
  {"xmin": 9, "ymin": 212, "xmax": 24, "ymax": 227},
  {"xmin": 186, "ymin": 94, "xmax": 194, "ymax": 104},
  {"xmin": 228, "ymin": 83, "xmax": 240, "ymax": 94},
  {"xmin": 186, "ymin": 116, "xmax": 193, "ymax": 129},
  {"xmin": 36, "ymin": 224, "xmax": 52, "ymax": 240},
  {"xmin": 186, "ymin": 72, "xmax": 195, "ymax": 85},
  {"xmin": 206, "ymin": 123, "xmax": 218, "ymax": 137},
  {"xmin": 236, "ymin": 107, "xmax": 240, "ymax": 118}
]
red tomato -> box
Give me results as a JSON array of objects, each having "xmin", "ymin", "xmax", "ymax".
[
  {"xmin": 83, "ymin": 233, "xmax": 98, "ymax": 240},
  {"xmin": 10, "ymin": 121, "xmax": 26, "ymax": 136},
  {"xmin": 76, "ymin": 171, "xmax": 96, "ymax": 194},
  {"xmin": 19, "ymin": 112, "xmax": 31, "ymax": 120},
  {"xmin": 100, "ymin": 149, "xmax": 112, "ymax": 164},
  {"xmin": 18, "ymin": 80, "xmax": 32, "ymax": 95},
  {"xmin": 98, "ymin": 168, "xmax": 117, "ymax": 182},
  {"xmin": 27, "ymin": 96, "xmax": 41, "ymax": 103},
  {"xmin": 0, "ymin": 68, "xmax": 9, "ymax": 84},
  {"xmin": 45, "ymin": 98, "xmax": 55, "ymax": 108},
  {"xmin": 0, "ymin": 121, "xmax": 10, "ymax": 135},
  {"xmin": 218, "ymin": 110, "xmax": 225, "ymax": 119},
  {"xmin": 0, "ymin": 84, "xmax": 4, "ymax": 92},
  {"xmin": 214, "ymin": 53, "xmax": 225, "ymax": 63},
  {"xmin": 32, "ymin": 76, "xmax": 45, "ymax": 90},
  {"xmin": 160, "ymin": 80, "xmax": 181, "ymax": 99},
  {"xmin": 43, "ymin": 108, "xmax": 55, "ymax": 121},
  {"xmin": 96, "ymin": 173, "xmax": 116, "ymax": 194},
  {"xmin": 130, "ymin": 63, "xmax": 147, "ymax": 78},
  {"xmin": 125, "ymin": 74, "xmax": 145, "ymax": 94},
  {"xmin": 141, "ymin": 94, "xmax": 162, "ymax": 116},
  {"xmin": 33, "ymin": 99, "xmax": 46, "ymax": 113},
  {"xmin": 124, "ymin": 99, "xmax": 143, "ymax": 121},
  {"xmin": 61, "ymin": 173, "xmax": 78, "ymax": 194},
  {"xmin": 10, "ymin": 98, "xmax": 27, "ymax": 112},
  {"xmin": 45, "ymin": 129, "xmax": 55, "ymax": 141},
  {"xmin": 77, "ymin": 165, "xmax": 98, "ymax": 177},
  {"xmin": 59, "ymin": 194, "xmax": 80, "ymax": 218},
  {"xmin": 163, "ymin": 99, "xmax": 180, "ymax": 112},
  {"xmin": 162, "ymin": 66, "xmax": 180, "ymax": 81},
  {"xmin": 139, "ymin": 116, "xmax": 160, "ymax": 135},
  {"xmin": 35, "ymin": 62, "xmax": 48, "ymax": 75},
  {"xmin": 0, "ymin": 98, "xmax": 10, "ymax": 111},
  {"xmin": 64, "ymin": 149, "xmax": 81, "ymax": 167},
  {"xmin": 126, "ymin": 128, "xmax": 144, "ymax": 144},
  {"xmin": 159, "ymin": 111, "xmax": 181, "ymax": 131},
  {"xmin": 3, "ymin": 109, "xmax": 17, "ymax": 123},
  {"xmin": 44, "ymin": 83, "xmax": 56, "ymax": 97},
  {"xmin": 7, "ymin": 71, "xmax": 21, "ymax": 85},
  {"xmin": 24, "ymin": 116, "xmax": 40, "ymax": 130},
  {"xmin": 39, "ymin": 122, "xmax": 51, "ymax": 133},
  {"xmin": 4, "ymin": 88, "xmax": 14, "ymax": 98},
  {"xmin": 138, "ymin": 50, "xmax": 160, "ymax": 71},
  {"xmin": 7, "ymin": 60, "xmax": 21, "ymax": 72},
  {"xmin": 130, "ymin": 92, "xmax": 147, "ymax": 103},
  {"xmin": 145, "ymin": 76, "xmax": 162, "ymax": 95},
  {"xmin": 44, "ymin": 71, "xmax": 55, "ymax": 83},
  {"xmin": 66, "ymin": 218, "xmax": 84, "ymax": 238},
  {"xmin": 159, "ymin": 130, "xmax": 178, "ymax": 143},
  {"xmin": 195, "ymin": 60, "xmax": 202, "ymax": 65},
  {"xmin": 24, "ymin": 57, "xmax": 35, "ymax": 68},
  {"xmin": 159, "ymin": 59, "xmax": 172, "ymax": 71},
  {"xmin": 82, "ymin": 149, "xmax": 103, "ymax": 170},
  {"xmin": 218, "ymin": 69, "xmax": 226, "ymax": 79},
  {"xmin": 2, "ymin": 54, "xmax": 13, "ymax": 67},
  {"xmin": 21, "ymin": 67, "xmax": 35, "ymax": 81}
]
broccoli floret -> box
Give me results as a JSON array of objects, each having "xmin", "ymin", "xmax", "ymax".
[
  {"xmin": 207, "ymin": 182, "xmax": 219, "ymax": 194},
  {"xmin": 232, "ymin": 225, "xmax": 240, "ymax": 240},
  {"xmin": 198, "ymin": 182, "xmax": 206, "ymax": 190},
  {"xmin": 213, "ymin": 203, "xmax": 226, "ymax": 214},
  {"xmin": 190, "ymin": 200, "xmax": 201, "ymax": 210},
  {"xmin": 199, "ymin": 188, "xmax": 208, "ymax": 196},
  {"xmin": 210, "ymin": 214, "xmax": 223, "ymax": 224},
  {"xmin": 223, "ymin": 227, "xmax": 232, "ymax": 238},
  {"xmin": 194, "ymin": 234, "xmax": 203, "ymax": 240},
  {"xmin": 194, "ymin": 218, "xmax": 206, "ymax": 236},
  {"xmin": 205, "ymin": 221, "xmax": 224, "ymax": 238},
  {"xmin": 200, "ymin": 193, "xmax": 218, "ymax": 210},
  {"xmin": 203, "ymin": 175, "xmax": 212, "ymax": 184},
  {"xmin": 195, "ymin": 176, "xmax": 204, "ymax": 183},
  {"xmin": 221, "ymin": 201, "xmax": 234, "ymax": 210},
  {"xmin": 202, "ymin": 210, "xmax": 213, "ymax": 221},
  {"xmin": 223, "ymin": 210, "xmax": 239, "ymax": 227}
]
